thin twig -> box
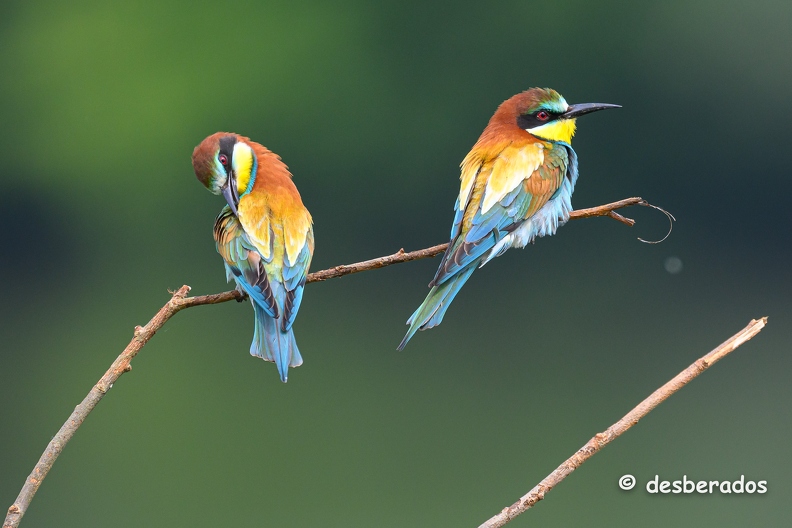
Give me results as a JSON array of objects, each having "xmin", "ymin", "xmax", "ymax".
[
  {"xmin": 478, "ymin": 317, "xmax": 768, "ymax": 528},
  {"xmin": 164, "ymin": 198, "xmax": 652, "ymax": 295},
  {"xmin": 3, "ymin": 196, "xmax": 650, "ymax": 528},
  {"xmin": 306, "ymin": 196, "xmax": 649, "ymax": 283},
  {"xmin": 637, "ymin": 202, "xmax": 676, "ymax": 244}
]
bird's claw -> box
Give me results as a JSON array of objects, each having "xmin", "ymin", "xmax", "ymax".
[{"xmin": 235, "ymin": 287, "xmax": 249, "ymax": 302}]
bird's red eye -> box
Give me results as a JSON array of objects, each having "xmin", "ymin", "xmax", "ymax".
[
  {"xmin": 218, "ymin": 154, "xmax": 228, "ymax": 166},
  {"xmin": 536, "ymin": 111, "xmax": 550, "ymax": 121}
]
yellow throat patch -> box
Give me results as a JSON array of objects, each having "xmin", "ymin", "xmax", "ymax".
[
  {"xmin": 527, "ymin": 118, "xmax": 577, "ymax": 144},
  {"xmin": 232, "ymin": 142, "xmax": 256, "ymax": 195}
]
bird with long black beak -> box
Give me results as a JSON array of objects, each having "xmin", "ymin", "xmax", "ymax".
[
  {"xmin": 398, "ymin": 88, "xmax": 619, "ymax": 349},
  {"xmin": 193, "ymin": 132, "xmax": 314, "ymax": 382}
]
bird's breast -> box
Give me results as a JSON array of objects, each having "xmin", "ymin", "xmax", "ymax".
[
  {"xmin": 479, "ymin": 142, "xmax": 545, "ymax": 214},
  {"xmin": 238, "ymin": 191, "xmax": 312, "ymax": 268}
]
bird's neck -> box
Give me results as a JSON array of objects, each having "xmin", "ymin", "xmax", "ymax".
[{"xmin": 249, "ymin": 150, "xmax": 296, "ymax": 195}]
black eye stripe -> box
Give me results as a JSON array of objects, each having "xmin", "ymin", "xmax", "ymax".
[
  {"xmin": 218, "ymin": 135, "xmax": 237, "ymax": 171},
  {"xmin": 517, "ymin": 110, "xmax": 560, "ymax": 130}
]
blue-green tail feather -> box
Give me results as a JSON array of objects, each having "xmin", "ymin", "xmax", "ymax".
[
  {"xmin": 397, "ymin": 264, "xmax": 477, "ymax": 350},
  {"xmin": 250, "ymin": 304, "xmax": 303, "ymax": 382}
]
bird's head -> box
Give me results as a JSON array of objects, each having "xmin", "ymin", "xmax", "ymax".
[
  {"xmin": 192, "ymin": 132, "xmax": 258, "ymax": 216},
  {"xmin": 509, "ymin": 88, "xmax": 620, "ymax": 144}
]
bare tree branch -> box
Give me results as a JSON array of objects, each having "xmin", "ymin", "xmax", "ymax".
[
  {"xmin": 478, "ymin": 317, "xmax": 769, "ymax": 528},
  {"xmin": 301, "ymin": 196, "xmax": 649, "ymax": 283},
  {"xmin": 3, "ymin": 196, "xmax": 651, "ymax": 528},
  {"xmin": 3, "ymin": 285, "xmax": 195, "ymax": 528}
]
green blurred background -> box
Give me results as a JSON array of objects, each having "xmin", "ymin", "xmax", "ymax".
[{"xmin": 1, "ymin": 0, "xmax": 790, "ymax": 526}]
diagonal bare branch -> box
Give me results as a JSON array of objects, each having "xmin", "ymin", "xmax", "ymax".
[{"xmin": 478, "ymin": 317, "xmax": 768, "ymax": 528}]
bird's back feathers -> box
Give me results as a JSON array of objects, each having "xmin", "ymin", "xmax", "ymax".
[{"xmin": 214, "ymin": 199, "xmax": 313, "ymax": 382}]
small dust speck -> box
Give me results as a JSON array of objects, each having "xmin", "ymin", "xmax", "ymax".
[{"xmin": 664, "ymin": 257, "xmax": 683, "ymax": 274}]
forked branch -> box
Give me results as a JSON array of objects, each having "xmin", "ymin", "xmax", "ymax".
[{"xmin": 5, "ymin": 196, "xmax": 657, "ymax": 528}]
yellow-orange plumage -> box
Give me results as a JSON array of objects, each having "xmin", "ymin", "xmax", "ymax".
[
  {"xmin": 236, "ymin": 141, "xmax": 312, "ymax": 265},
  {"xmin": 192, "ymin": 132, "xmax": 314, "ymax": 382},
  {"xmin": 398, "ymin": 88, "xmax": 619, "ymax": 349}
]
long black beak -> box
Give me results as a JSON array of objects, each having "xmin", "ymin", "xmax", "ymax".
[
  {"xmin": 562, "ymin": 103, "xmax": 621, "ymax": 119},
  {"xmin": 221, "ymin": 176, "xmax": 239, "ymax": 216}
]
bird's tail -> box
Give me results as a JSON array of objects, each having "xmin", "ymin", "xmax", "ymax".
[
  {"xmin": 397, "ymin": 264, "xmax": 476, "ymax": 350},
  {"xmin": 250, "ymin": 303, "xmax": 303, "ymax": 382}
]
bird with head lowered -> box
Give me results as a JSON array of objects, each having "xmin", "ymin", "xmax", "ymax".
[
  {"xmin": 193, "ymin": 133, "xmax": 314, "ymax": 382},
  {"xmin": 398, "ymin": 88, "xmax": 619, "ymax": 349}
]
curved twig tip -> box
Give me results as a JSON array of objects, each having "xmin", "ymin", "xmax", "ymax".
[{"xmin": 637, "ymin": 202, "xmax": 676, "ymax": 244}]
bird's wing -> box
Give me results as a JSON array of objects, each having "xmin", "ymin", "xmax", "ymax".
[
  {"xmin": 238, "ymin": 194, "xmax": 314, "ymax": 332},
  {"xmin": 432, "ymin": 142, "xmax": 569, "ymax": 286},
  {"xmin": 214, "ymin": 207, "xmax": 279, "ymax": 318},
  {"xmin": 279, "ymin": 223, "xmax": 313, "ymax": 331}
]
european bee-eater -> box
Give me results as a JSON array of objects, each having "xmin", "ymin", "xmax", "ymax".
[
  {"xmin": 193, "ymin": 132, "xmax": 314, "ymax": 382},
  {"xmin": 398, "ymin": 88, "xmax": 619, "ymax": 349}
]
